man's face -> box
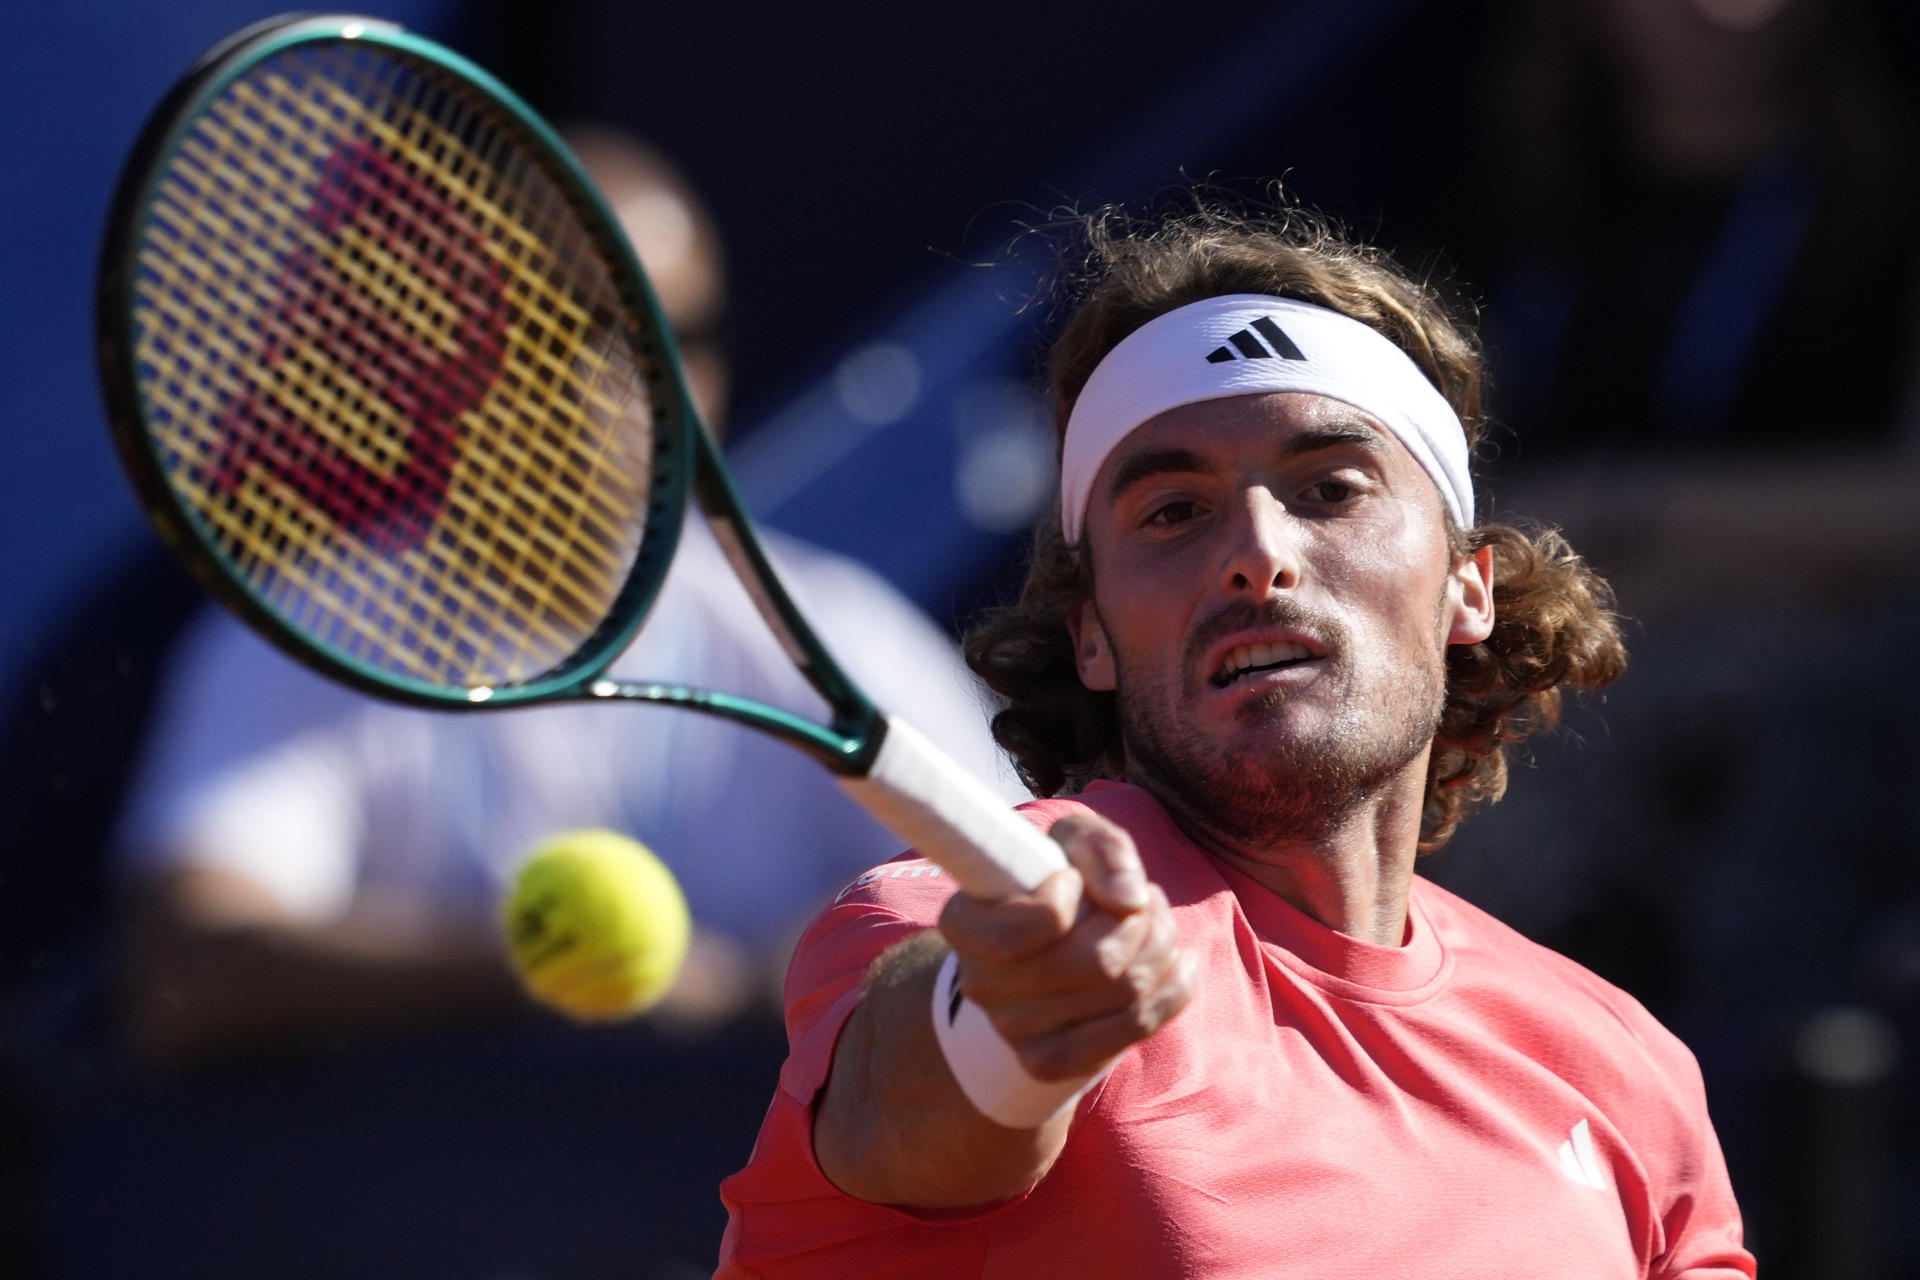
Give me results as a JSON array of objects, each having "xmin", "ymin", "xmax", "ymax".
[{"xmin": 1070, "ymin": 391, "xmax": 1493, "ymax": 846}]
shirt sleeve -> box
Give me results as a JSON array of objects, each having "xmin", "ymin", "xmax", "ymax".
[
  {"xmin": 1648, "ymin": 1050, "xmax": 1756, "ymax": 1279},
  {"xmin": 715, "ymin": 855, "xmax": 999, "ymax": 1280}
]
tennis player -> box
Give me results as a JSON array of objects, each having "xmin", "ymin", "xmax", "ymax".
[{"xmin": 716, "ymin": 208, "xmax": 1756, "ymax": 1277}]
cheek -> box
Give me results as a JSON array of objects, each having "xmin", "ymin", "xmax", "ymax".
[
  {"xmin": 1093, "ymin": 593, "xmax": 1200, "ymax": 703},
  {"xmin": 1305, "ymin": 514, "xmax": 1414, "ymax": 599},
  {"xmin": 1093, "ymin": 547, "xmax": 1201, "ymax": 645},
  {"xmin": 1307, "ymin": 516, "xmax": 1450, "ymax": 651},
  {"xmin": 1099, "ymin": 599, "xmax": 1182, "ymax": 682}
]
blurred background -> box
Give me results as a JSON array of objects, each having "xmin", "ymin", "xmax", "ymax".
[{"xmin": 4, "ymin": 0, "xmax": 1920, "ymax": 1275}]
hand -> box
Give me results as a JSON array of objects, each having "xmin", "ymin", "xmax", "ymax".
[{"xmin": 938, "ymin": 811, "xmax": 1197, "ymax": 1084}]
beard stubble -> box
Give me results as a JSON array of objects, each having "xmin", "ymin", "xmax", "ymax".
[{"xmin": 1108, "ymin": 591, "xmax": 1449, "ymax": 851}]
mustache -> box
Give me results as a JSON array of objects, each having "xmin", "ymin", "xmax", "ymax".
[{"xmin": 1185, "ymin": 597, "xmax": 1347, "ymax": 675}]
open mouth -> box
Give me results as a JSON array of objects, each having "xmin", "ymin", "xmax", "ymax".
[{"xmin": 1210, "ymin": 640, "xmax": 1316, "ymax": 688}]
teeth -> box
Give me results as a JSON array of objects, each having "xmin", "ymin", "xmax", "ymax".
[{"xmin": 1217, "ymin": 640, "xmax": 1312, "ymax": 683}]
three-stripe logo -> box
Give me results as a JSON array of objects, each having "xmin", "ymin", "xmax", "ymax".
[
  {"xmin": 1206, "ymin": 315, "xmax": 1305, "ymax": 364},
  {"xmin": 1557, "ymin": 1118, "xmax": 1609, "ymax": 1191}
]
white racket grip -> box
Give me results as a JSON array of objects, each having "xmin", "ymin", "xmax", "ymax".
[
  {"xmin": 930, "ymin": 949, "xmax": 1103, "ymax": 1129},
  {"xmin": 840, "ymin": 714, "xmax": 1068, "ymax": 900}
]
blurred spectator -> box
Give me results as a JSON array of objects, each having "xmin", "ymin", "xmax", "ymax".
[
  {"xmin": 1481, "ymin": 0, "xmax": 1916, "ymax": 443},
  {"xmin": 1395, "ymin": 0, "xmax": 1920, "ymax": 998},
  {"xmin": 1382, "ymin": 3, "xmax": 1920, "ymax": 1269},
  {"xmin": 1437, "ymin": 0, "xmax": 1920, "ymax": 619}
]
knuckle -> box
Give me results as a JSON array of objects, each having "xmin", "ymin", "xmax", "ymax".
[
  {"xmin": 966, "ymin": 906, "xmax": 1054, "ymax": 964},
  {"xmin": 1054, "ymin": 815, "xmax": 1127, "ymax": 860},
  {"xmin": 1086, "ymin": 911, "xmax": 1149, "ymax": 981},
  {"xmin": 971, "ymin": 919, "xmax": 1024, "ymax": 963},
  {"xmin": 1051, "ymin": 812, "xmax": 1104, "ymax": 839},
  {"xmin": 1084, "ymin": 828, "xmax": 1132, "ymax": 869},
  {"xmin": 1018, "ymin": 1038, "xmax": 1081, "ymax": 1084},
  {"xmin": 1148, "ymin": 891, "xmax": 1176, "ymax": 935},
  {"xmin": 955, "ymin": 965, "xmax": 1004, "ymax": 1008},
  {"xmin": 1046, "ymin": 816, "xmax": 1090, "ymax": 853},
  {"xmin": 945, "ymin": 887, "xmax": 1078, "ymax": 965},
  {"xmin": 1152, "ymin": 955, "xmax": 1198, "ymax": 1022},
  {"xmin": 936, "ymin": 893, "xmax": 967, "ymax": 931},
  {"xmin": 1047, "ymin": 814, "xmax": 1089, "ymax": 840},
  {"xmin": 1149, "ymin": 989, "xmax": 1189, "ymax": 1031},
  {"xmin": 1124, "ymin": 956, "xmax": 1159, "ymax": 1004},
  {"xmin": 1092, "ymin": 934, "xmax": 1132, "ymax": 983},
  {"xmin": 938, "ymin": 892, "xmax": 992, "ymax": 946},
  {"xmin": 1040, "ymin": 869, "xmax": 1087, "ymax": 924},
  {"xmin": 984, "ymin": 1002, "xmax": 1034, "ymax": 1044},
  {"xmin": 1123, "ymin": 995, "xmax": 1158, "ymax": 1039}
]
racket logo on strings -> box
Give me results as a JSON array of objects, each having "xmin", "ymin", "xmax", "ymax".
[{"xmin": 209, "ymin": 139, "xmax": 509, "ymax": 551}]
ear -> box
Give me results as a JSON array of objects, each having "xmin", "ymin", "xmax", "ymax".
[
  {"xmin": 1445, "ymin": 543, "xmax": 1495, "ymax": 646},
  {"xmin": 1066, "ymin": 598, "xmax": 1117, "ymax": 692}
]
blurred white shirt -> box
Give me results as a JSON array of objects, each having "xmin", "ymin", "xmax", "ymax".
[{"xmin": 115, "ymin": 519, "xmax": 1021, "ymax": 950}]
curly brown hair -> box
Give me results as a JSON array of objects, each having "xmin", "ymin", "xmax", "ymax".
[{"xmin": 965, "ymin": 203, "xmax": 1627, "ymax": 850}]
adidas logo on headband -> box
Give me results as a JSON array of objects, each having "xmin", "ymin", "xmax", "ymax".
[{"xmin": 1204, "ymin": 314, "xmax": 1305, "ymax": 364}]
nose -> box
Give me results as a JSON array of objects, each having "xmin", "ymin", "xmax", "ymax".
[{"xmin": 1218, "ymin": 488, "xmax": 1300, "ymax": 596}]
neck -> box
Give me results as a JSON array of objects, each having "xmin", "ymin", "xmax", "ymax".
[{"xmin": 1135, "ymin": 758, "xmax": 1427, "ymax": 948}]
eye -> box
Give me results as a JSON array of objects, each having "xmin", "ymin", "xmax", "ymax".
[
  {"xmin": 1303, "ymin": 478, "xmax": 1355, "ymax": 503},
  {"xmin": 1144, "ymin": 499, "xmax": 1204, "ymax": 527}
]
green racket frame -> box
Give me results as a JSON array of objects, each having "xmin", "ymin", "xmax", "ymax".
[{"xmin": 95, "ymin": 13, "xmax": 883, "ymax": 774}]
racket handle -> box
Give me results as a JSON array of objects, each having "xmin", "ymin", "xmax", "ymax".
[
  {"xmin": 841, "ymin": 714, "xmax": 1068, "ymax": 899},
  {"xmin": 845, "ymin": 716, "xmax": 1099, "ymax": 1129}
]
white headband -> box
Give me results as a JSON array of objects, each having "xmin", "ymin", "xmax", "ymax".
[{"xmin": 1059, "ymin": 294, "xmax": 1472, "ymax": 541}]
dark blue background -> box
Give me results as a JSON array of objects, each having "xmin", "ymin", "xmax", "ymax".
[{"xmin": 6, "ymin": 2, "xmax": 1918, "ymax": 1276}]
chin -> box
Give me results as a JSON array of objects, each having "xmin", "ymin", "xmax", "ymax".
[{"xmin": 1220, "ymin": 694, "xmax": 1336, "ymax": 747}]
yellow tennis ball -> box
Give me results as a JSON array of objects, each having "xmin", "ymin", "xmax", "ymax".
[{"xmin": 503, "ymin": 829, "xmax": 691, "ymax": 1022}]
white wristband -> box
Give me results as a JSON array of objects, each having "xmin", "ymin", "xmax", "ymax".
[{"xmin": 930, "ymin": 949, "xmax": 1103, "ymax": 1129}]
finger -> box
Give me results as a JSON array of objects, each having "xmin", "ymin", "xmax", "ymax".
[
  {"xmin": 959, "ymin": 896, "xmax": 1156, "ymax": 1004},
  {"xmin": 1048, "ymin": 813, "xmax": 1150, "ymax": 914},
  {"xmin": 980, "ymin": 888, "xmax": 1183, "ymax": 1038},
  {"xmin": 938, "ymin": 866, "xmax": 1083, "ymax": 965},
  {"xmin": 1012, "ymin": 947, "xmax": 1200, "ymax": 1083}
]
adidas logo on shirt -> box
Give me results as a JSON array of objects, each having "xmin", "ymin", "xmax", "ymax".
[
  {"xmin": 1556, "ymin": 1118, "xmax": 1609, "ymax": 1191},
  {"xmin": 1205, "ymin": 315, "xmax": 1306, "ymax": 363},
  {"xmin": 835, "ymin": 859, "xmax": 947, "ymax": 902}
]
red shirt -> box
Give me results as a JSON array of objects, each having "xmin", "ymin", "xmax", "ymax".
[{"xmin": 716, "ymin": 782, "xmax": 1755, "ymax": 1279}]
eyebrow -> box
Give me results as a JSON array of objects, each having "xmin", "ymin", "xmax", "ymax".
[
  {"xmin": 1105, "ymin": 422, "xmax": 1386, "ymax": 500},
  {"xmin": 1106, "ymin": 447, "xmax": 1209, "ymax": 500}
]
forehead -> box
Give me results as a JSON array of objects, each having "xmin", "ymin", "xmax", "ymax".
[{"xmin": 1093, "ymin": 391, "xmax": 1413, "ymax": 494}]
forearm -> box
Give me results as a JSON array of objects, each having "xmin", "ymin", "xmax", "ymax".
[
  {"xmin": 812, "ymin": 930, "xmax": 1074, "ymax": 1208},
  {"xmin": 811, "ymin": 818, "xmax": 1195, "ymax": 1209}
]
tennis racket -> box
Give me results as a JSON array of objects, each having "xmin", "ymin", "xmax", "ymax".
[{"xmin": 94, "ymin": 13, "xmax": 1065, "ymax": 902}]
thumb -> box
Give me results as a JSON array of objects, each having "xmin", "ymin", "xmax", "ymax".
[{"xmin": 1047, "ymin": 813, "xmax": 1151, "ymax": 915}]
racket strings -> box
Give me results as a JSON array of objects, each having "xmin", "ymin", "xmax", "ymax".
[{"xmin": 132, "ymin": 41, "xmax": 662, "ymax": 690}]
